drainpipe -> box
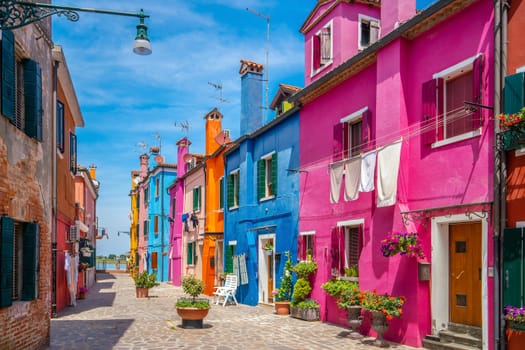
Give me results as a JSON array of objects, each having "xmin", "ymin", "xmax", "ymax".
[{"xmin": 51, "ymin": 59, "xmax": 59, "ymax": 318}]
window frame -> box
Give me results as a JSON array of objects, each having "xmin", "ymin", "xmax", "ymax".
[
  {"xmin": 193, "ymin": 185, "xmax": 202, "ymax": 213},
  {"xmin": 56, "ymin": 100, "xmax": 65, "ymax": 153},
  {"xmin": 339, "ymin": 106, "xmax": 368, "ymax": 159},
  {"xmin": 155, "ymin": 178, "xmax": 160, "ymax": 198},
  {"xmin": 258, "ymin": 151, "xmax": 277, "ymax": 201},
  {"xmin": 298, "ymin": 231, "xmax": 316, "ymax": 262},
  {"xmin": 187, "ymin": 241, "xmax": 196, "ymax": 266},
  {"xmin": 154, "ymin": 215, "xmax": 159, "ymax": 235},
  {"xmin": 358, "ymin": 14, "xmax": 380, "ymax": 50},
  {"xmin": 228, "ymin": 169, "xmax": 240, "ymax": 210},
  {"xmin": 311, "ymin": 20, "xmax": 333, "ymax": 76},
  {"xmin": 69, "ymin": 132, "xmax": 77, "ymax": 175}
]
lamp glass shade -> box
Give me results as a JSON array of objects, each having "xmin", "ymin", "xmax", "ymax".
[{"xmin": 133, "ymin": 39, "xmax": 152, "ymax": 55}]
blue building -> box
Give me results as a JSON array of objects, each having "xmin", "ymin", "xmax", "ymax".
[
  {"xmin": 147, "ymin": 153, "xmax": 177, "ymax": 282},
  {"xmin": 223, "ymin": 60, "xmax": 301, "ymax": 305}
]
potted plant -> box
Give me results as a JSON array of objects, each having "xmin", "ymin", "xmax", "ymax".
[
  {"xmin": 500, "ymin": 107, "xmax": 525, "ymax": 150},
  {"xmin": 263, "ymin": 241, "xmax": 273, "ymax": 255},
  {"xmin": 290, "ymin": 260, "xmax": 319, "ymax": 321},
  {"xmin": 175, "ymin": 274, "xmax": 210, "ymax": 328},
  {"xmin": 322, "ymin": 278, "xmax": 363, "ymax": 338},
  {"xmin": 78, "ymin": 287, "xmax": 88, "ymax": 300},
  {"xmin": 380, "ymin": 231, "xmax": 425, "ymax": 259},
  {"xmin": 505, "ymin": 305, "xmax": 525, "ymax": 350},
  {"xmin": 133, "ymin": 271, "xmax": 159, "ymax": 298},
  {"xmin": 273, "ymin": 251, "xmax": 293, "ymax": 315},
  {"xmin": 361, "ymin": 290, "xmax": 406, "ymax": 346}
]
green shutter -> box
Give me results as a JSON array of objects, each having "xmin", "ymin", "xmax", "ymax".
[
  {"xmin": 504, "ymin": 73, "xmax": 525, "ymax": 115},
  {"xmin": 23, "ymin": 60, "xmax": 42, "ymax": 141},
  {"xmin": 235, "ymin": 173, "xmax": 240, "ymax": 205},
  {"xmin": 257, "ymin": 159, "xmax": 265, "ymax": 200},
  {"xmin": 219, "ymin": 177, "xmax": 224, "ymax": 209},
  {"xmin": 271, "ymin": 153, "xmax": 278, "ymax": 196},
  {"xmin": 187, "ymin": 243, "xmax": 193, "ymax": 265},
  {"xmin": 136, "ymin": 194, "xmax": 140, "ymax": 209},
  {"xmin": 21, "ymin": 222, "xmax": 38, "ymax": 301},
  {"xmin": 0, "ymin": 216, "xmax": 14, "ymax": 308},
  {"xmin": 193, "ymin": 187, "xmax": 198, "ymax": 212},
  {"xmin": 227, "ymin": 175, "xmax": 234, "ymax": 208},
  {"xmin": 225, "ymin": 245, "xmax": 234, "ymax": 273},
  {"xmin": 503, "ymin": 228, "xmax": 525, "ymax": 307},
  {"xmin": 2, "ymin": 30, "xmax": 15, "ymax": 121}
]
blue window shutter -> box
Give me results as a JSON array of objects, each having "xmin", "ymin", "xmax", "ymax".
[
  {"xmin": 23, "ymin": 59, "xmax": 43, "ymax": 141},
  {"xmin": 0, "ymin": 216, "xmax": 14, "ymax": 308},
  {"xmin": 70, "ymin": 133, "xmax": 77, "ymax": 174},
  {"xmin": 1, "ymin": 30, "xmax": 15, "ymax": 121},
  {"xmin": 271, "ymin": 153, "xmax": 278, "ymax": 196},
  {"xmin": 257, "ymin": 159, "xmax": 265, "ymax": 200},
  {"xmin": 22, "ymin": 222, "xmax": 39, "ymax": 301}
]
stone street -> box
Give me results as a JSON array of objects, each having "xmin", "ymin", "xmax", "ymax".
[{"xmin": 48, "ymin": 273, "xmax": 418, "ymax": 350}]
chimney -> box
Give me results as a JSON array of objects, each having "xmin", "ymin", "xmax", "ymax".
[
  {"xmin": 381, "ymin": 0, "xmax": 416, "ymax": 37},
  {"xmin": 204, "ymin": 108, "xmax": 223, "ymax": 156},
  {"xmin": 176, "ymin": 137, "xmax": 191, "ymax": 177},
  {"xmin": 89, "ymin": 164, "xmax": 97, "ymax": 180},
  {"xmin": 239, "ymin": 59, "xmax": 264, "ymax": 136},
  {"xmin": 139, "ymin": 154, "xmax": 149, "ymax": 178}
]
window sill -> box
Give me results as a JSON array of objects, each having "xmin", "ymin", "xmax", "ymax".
[
  {"xmin": 310, "ymin": 61, "xmax": 332, "ymax": 78},
  {"xmin": 259, "ymin": 195, "xmax": 275, "ymax": 202},
  {"xmin": 431, "ymin": 128, "xmax": 482, "ymax": 149},
  {"xmin": 228, "ymin": 206, "xmax": 239, "ymax": 211}
]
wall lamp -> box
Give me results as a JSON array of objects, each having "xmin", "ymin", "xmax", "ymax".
[{"xmin": 0, "ymin": 0, "xmax": 152, "ymax": 55}]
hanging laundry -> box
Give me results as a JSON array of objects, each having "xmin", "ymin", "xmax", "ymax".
[
  {"xmin": 233, "ymin": 255, "xmax": 239, "ymax": 280},
  {"xmin": 360, "ymin": 150, "xmax": 376, "ymax": 192},
  {"xmin": 190, "ymin": 214, "xmax": 199, "ymax": 229},
  {"xmin": 344, "ymin": 157, "xmax": 361, "ymax": 201},
  {"xmin": 239, "ymin": 254, "xmax": 249, "ymax": 285},
  {"xmin": 181, "ymin": 213, "xmax": 189, "ymax": 222},
  {"xmin": 329, "ymin": 161, "xmax": 345, "ymax": 203},
  {"xmin": 377, "ymin": 140, "xmax": 402, "ymax": 207}
]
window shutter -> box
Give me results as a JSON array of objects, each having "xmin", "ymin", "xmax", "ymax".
[
  {"xmin": 225, "ymin": 245, "xmax": 234, "ymax": 273},
  {"xmin": 235, "ymin": 173, "xmax": 240, "ymax": 205},
  {"xmin": 257, "ymin": 159, "xmax": 265, "ymax": 200},
  {"xmin": 504, "ymin": 73, "xmax": 525, "ymax": 115},
  {"xmin": 70, "ymin": 133, "xmax": 77, "ymax": 174},
  {"xmin": 333, "ymin": 123, "xmax": 344, "ymax": 161},
  {"xmin": 320, "ymin": 27, "xmax": 331, "ymax": 64},
  {"xmin": 151, "ymin": 251, "xmax": 158, "ymax": 270},
  {"xmin": 193, "ymin": 187, "xmax": 198, "ymax": 212},
  {"xmin": 362, "ymin": 110, "xmax": 371, "ymax": 151},
  {"xmin": 21, "ymin": 222, "xmax": 39, "ymax": 301},
  {"xmin": 313, "ymin": 34, "xmax": 321, "ymax": 70},
  {"xmin": 57, "ymin": 102, "xmax": 64, "ymax": 152},
  {"xmin": 471, "ymin": 55, "xmax": 483, "ymax": 129},
  {"xmin": 154, "ymin": 216, "xmax": 158, "ymax": 233},
  {"xmin": 437, "ymin": 78, "xmax": 444, "ymax": 140},
  {"xmin": 330, "ymin": 227, "xmax": 340, "ymax": 271},
  {"xmin": 298, "ymin": 235, "xmax": 304, "ymax": 261},
  {"xmin": 187, "ymin": 243, "xmax": 193, "ymax": 265},
  {"xmin": 271, "ymin": 153, "xmax": 278, "ymax": 196},
  {"xmin": 421, "ymin": 79, "xmax": 438, "ymax": 145},
  {"xmin": 23, "ymin": 59, "xmax": 42, "ymax": 141},
  {"xmin": 370, "ymin": 20, "xmax": 380, "ymax": 44},
  {"xmin": 227, "ymin": 175, "xmax": 234, "ymax": 208},
  {"xmin": 0, "ymin": 216, "xmax": 14, "ymax": 307},
  {"xmin": 1, "ymin": 30, "xmax": 15, "ymax": 121}
]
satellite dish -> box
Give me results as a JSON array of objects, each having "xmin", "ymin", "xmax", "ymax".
[
  {"xmin": 154, "ymin": 155, "xmax": 164, "ymax": 164},
  {"xmin": 215, "ymin": 130, "xmax": 231, "ymax": 145},
  {"xmin": 183, "ymin": 154, "xmax": 193, "ymax": 163}
]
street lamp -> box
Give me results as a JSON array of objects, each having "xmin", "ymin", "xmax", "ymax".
[{"xmin": 0, "ymin": 1, "xmax": 152, "ymax": 55}]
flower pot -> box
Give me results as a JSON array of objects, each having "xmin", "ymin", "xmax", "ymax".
[
  {"xmin": 136, "ymin": 287, "xmax": 149, "ymax": 298},
  {"xmin": 78, "ymin": 291, "xmax": 85, "ymax": 300},
  {"xmin": 507, "ymin": 321, "xmax": 525, "ymax": 350},
  {"xmin": 275, "ymin": 301, "xmax": 290, "ymax": 315},
  {"xmin": 290, "ymin": 306, "xmax": 320, "ymax": 321},
  {"xmin": 347, "ymin": 306, "xmax": 363, "ymax": 339},
  {"xmin": 264, "ymin": 249, "xmax": 273, "ymax": 256},
  {"xmin": 370, "ymin": 310, "xmax": 389, "ymax": 347},
  {"xmin": 176, "ymin": 307, "xmax": 210, "ymax": 329}
]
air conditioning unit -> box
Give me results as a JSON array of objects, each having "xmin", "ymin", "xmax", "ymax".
[
  {"xmin": 189, "ymin": 157, "xmax": 196, "ymax": 169},
  {"xmin": 223, "ymin": 129, "xmax": 230, "ymax": 138},
  {"xmin": 69, "ymin": 226, "xmax": 79, "ymax": 241}
]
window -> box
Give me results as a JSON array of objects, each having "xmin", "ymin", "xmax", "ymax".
[
  {"xmin": 155, "ymin": 178, "xmax": 160, "ymax": 198},
  {"xmin": 136, "ymin": 193, "xmax": 140, "ymax": 209},
  {"xmin": 298, "ymin": 231, "xmax": 315, "ymax": 262},
  {"xmin": 258, "ymin": 152, "xmax": 277, "ymax": 200},
  {"xmin": 56, "ymin": 101, "xmax": 64, "ymax": 152},
  {"xmin": 187, "ymin": 241, "xmax": 196, "ymax": 265},
  {"xmin": 225, "ymin": 243, "xmax": 236, "ymax": 273},
  {"xmin": 1, "ymin": 31, "xmax": 42, "ymax": 141},
  {"xmin": 227, "ymin": 170, "xmax": 240, "ymax": 209},
  {"xmin": 358, "ymin": 15, "xmax": 380, "ymax": 50},
  {"xmin": 312, "ymin": 21, "xmax": 332, "ymax": 73},
  {"xmin": 144, "ymin": 187, "xmax": 149, "ymax": 205},
  {"xmin": 151, "ymin": 251, "xmax": 158, "ymax": 270},
  {"xmin": 171, "ymin": 198, "xmax": 176, "ymax": 220},
  {"xmin": 193, "ymin": 186, "xmax": 201, "ymax": 212},
  {"xmin": 0, "ymin": 217, "xmax": 40, "ymax": 308},
  {"xmin": 154, "ymin": 215, "xmax": 159, "ymax": 234},
  {"xmin": 422, "ymin": 54, "xmax": 483, "ymax": 146},
  {"xmin": 219, "ymin": 177, "xmax": 224, "ymax": 210},
  {"xmin": 143, "ymin": 220, "xmax": 149, "ymax": 236},
  {"xmin": 331, "ymin": 223, "xmax": 363, "ymax": 276},
  {"xmin": 70, "ymin": 132, "xmax": 77, "ymax": 174},
  {"xmin": 334, "ymin": 107, "xmax": 371, "ymax": 161}
]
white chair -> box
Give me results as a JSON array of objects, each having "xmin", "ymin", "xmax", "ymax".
[{"xmin": 212, "ymin": 274, "xmax": 238, "ymax": 306}]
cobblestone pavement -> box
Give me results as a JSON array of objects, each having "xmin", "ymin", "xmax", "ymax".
[{"xmin": 48, "ymin": 273, "xmax": 419, "ymax": 350}]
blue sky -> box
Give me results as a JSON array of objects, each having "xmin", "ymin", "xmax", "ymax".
[{"xmin": 52, "ymin": 0, "xmax": 437, "ymax": 256}]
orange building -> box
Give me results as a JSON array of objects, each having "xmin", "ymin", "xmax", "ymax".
[{"xmin": 202, "ymin": 109, "xmax": 232, "ymax": 294}]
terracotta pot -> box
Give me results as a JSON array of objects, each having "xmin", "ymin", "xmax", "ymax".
[
  {"xmin": 176, "ymin": 307, "xmax": 210, "ymax": 320},
  {"xmin": 507, "ymin": 322, "xmax": 525, "ymax": 350},
  {"xmin": 136, "ymin": 287, "xmax": 149, "ymax": 298},
  {"xmin": 275, "ymin": 301, "xmax": 290, "ymax": 315}
]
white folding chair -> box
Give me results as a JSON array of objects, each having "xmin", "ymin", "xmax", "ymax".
[{"xmin": 212, "ymin": 274, "xmax": 238, "ymax": 306}]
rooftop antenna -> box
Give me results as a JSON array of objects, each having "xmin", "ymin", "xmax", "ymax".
[
  {"xmin": 246, "ymin": 7, "xmax": 270, "ymax": 123},
  {"xmin": 154, "ymin": 133, "xmax": 162, "ymax": 154},
  {"xmin": 136, "ymin": 141, "xmax": 147, "ymax": 154},
  {"xmin": 174, "ymin": 120, "xmax": 190, "ymax": 139},
  {"xmin": 208, "ymin": 81, "xmax": 229, "ymax": 112}
]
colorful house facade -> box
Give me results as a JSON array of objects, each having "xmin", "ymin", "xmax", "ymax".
[
  {"xmin": 223, "ymin": 60, "xmax": 301, "ymax": 305},
  {"xmin": 293, "ymin": 0, "xmax": 494, "ymax": 348},
  {"xmin": 146, "ymin": 152, "xmax": 177, "ymax": 282},
  {"xmin": 137, "ymin": 154, "xmax": 150, "ymax": 273},
  {"xmin": 129, "ymin": 170, "xmax": 140, "ymax": 275}
]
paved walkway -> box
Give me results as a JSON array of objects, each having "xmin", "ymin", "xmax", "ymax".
[{"xmin": 48, "ymin": 273, "xmax": 418, "ymax": 350}]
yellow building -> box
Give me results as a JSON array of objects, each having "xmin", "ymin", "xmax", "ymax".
[{"xmin": 129, "ymin": 170, "xmax": 141, "ymax": 275}]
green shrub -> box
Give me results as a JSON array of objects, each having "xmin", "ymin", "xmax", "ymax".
[
  {"xmin": 321, "ymin": 278, "xmax": 358, "ymax": 300},
  {"xmin": 292, "ymin": 261, "xmax": 318, "ymax": 279},
  {"xmin": 274, "ymin": 251, "xmax": 293, "ymax": 301},
  {"xmin": 295, "ymin": 299, "xmax": 320, "ymax": 309},
  {"xmin": 292, "ymin": 277, "xmax": 311, "ymax": 305},
  {"xmin": 181, "ymin": 274, "xmax": 205, "ymax": 301},
  {"xmin": 175, "ymin": 299, "xmax": 210, "ymax": 309},
  {"xmin": 133, "ymin": 271, "xmax": 159, "ymax": 289}
]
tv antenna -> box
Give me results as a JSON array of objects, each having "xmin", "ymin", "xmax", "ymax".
[
  {"xmin": 208, "ymin": 81, "xmax": 229, "ymax": 111},
  {"xmin": 136, "ymin": 141, "xmax": 147, "ymax": 154},
  {"xmin": 174, "ymin": 120, "xmax": 190, "ymax": 138},
  {"xmin": 246, "ymin": 7, "xmax": 270, "ymax": 123}
]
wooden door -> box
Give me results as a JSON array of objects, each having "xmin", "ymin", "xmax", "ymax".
[{"xmin": 449, "ymin": 222, "xmax": 482, "ymax": 326}]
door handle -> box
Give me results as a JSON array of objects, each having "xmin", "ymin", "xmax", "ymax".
[{"xmin": 455, "ymin": 270, "xmax": 465, "ymax": 280}]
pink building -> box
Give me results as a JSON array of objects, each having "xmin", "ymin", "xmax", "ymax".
[
  {"xmin": 137, "ymin": 154, "xmax": 150, "ymax": 273},
  {"xmin": 294, "ymin": 0, "xmax": 494, "ymax": 348}
]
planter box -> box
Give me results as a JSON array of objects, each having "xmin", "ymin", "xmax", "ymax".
[
  {"xmin": 507, "ymin": 323, "xmax": 525, "ymax": 350},
  {"xmin": 290, "ymin": 306, "xmax": 319, "ymax": 321}
]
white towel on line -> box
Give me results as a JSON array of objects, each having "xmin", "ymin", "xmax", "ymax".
[
  {"xmin": 360, "ymin": 151, "xmax": 376, "ymax": 192},
  {"xmin": 377, "ymin": 140, "xmax": 402, "ymax": 207},
  {"xmin": 344, "ymin": 157, "xmax": 361, "ymax": 201},
  {"xmin": 329, "ymin": 161, "xmax": 345, "ymax": 203}
]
